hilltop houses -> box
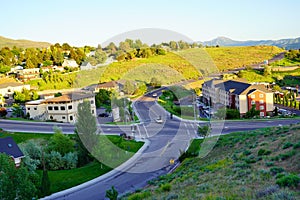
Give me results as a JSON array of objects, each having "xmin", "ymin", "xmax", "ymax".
[
  {"xmin": 202, "ymin": 79, "xmax": 274, "ymax": 117},
  {"xmin": 25, "ymin": 91, "xmax": 96, "ymax": 123},
  {"xmin": 62, "ymin": 59, "xmax": 78, "ymax": 68},
  {"xmin": 80, "ymin": 62, "xmax": 95, "ymax": 70}
]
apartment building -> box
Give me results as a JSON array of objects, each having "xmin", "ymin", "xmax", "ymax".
[
  {"xmin": 202, "ymin": 79, "xmax": 274, "ymax": 117},
  {"xmin": 25, "ymin": 92, "xmax": 96, "ymax": 123}
]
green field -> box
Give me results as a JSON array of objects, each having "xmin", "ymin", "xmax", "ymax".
[
  {"xmin": 205, "ymin": 46, "xmax": 284, "ymax": 71},
  {"xmin": 124, "ymin": 125, "xmax": 300, "ymax": 199},
  {"xmin": 270, "ymin": 57, "xmax": 300, "ymax": 67},
  {"xmin": 0, "ymin": 130, "xmax": 53, "ymax": 143}
]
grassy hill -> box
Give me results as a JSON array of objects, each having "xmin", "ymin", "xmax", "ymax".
[
  {"xmin": 99, "ymin": 52, "xmax": 201, "ymax": 84},
  {"xmin": 175, "ymin": 46, "xmax": 284, "ymax": 74},
  {"xmin": 0, "ymin": 35, "xmax": 51, "ymax": 49},
  {"xmin": 124, "ymin": 125, "xmax": 300, "ymax": 200}
]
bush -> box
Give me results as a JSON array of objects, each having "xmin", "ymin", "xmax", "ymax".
[
  {"xmin": 258, "ymin": 148, "xmax": 272, "ymax": 156},
  {"xmin": 47, "ymin": 127, "xmax": 74, "ymax": 156},
  {"xmin": 282, "ymin": 142, "xmax": 293, "ymax": 149},
  {"xmin": 62, "ymin": 152, "xmax": 78, "ymax": 169},
  {"xmin": 256, "ymin": 185, "xmax": 279, "ymax": 198},
  {"xmin": 293, "ymin": 141, "xmax": 300, "ymax": 149},
  {"xmin": 270, "ymin": 167, "xmax": 285, "ymax": 175},
  {"xmin": 160, "ymin": 183, "xmax": 172, "ymax": 192},
  {"xmin": 45, "ymin": 151, "xmax": 63, "ymax": 170},
  {"xmin": 276, "ymin": 174, "xmax": 300, "ymax": 188}
]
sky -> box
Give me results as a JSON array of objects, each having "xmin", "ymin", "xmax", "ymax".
[{"xmin": 1, "ymin": 0, "xmax": 299, "ymax": 46}]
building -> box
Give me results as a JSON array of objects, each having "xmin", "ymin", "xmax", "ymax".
[
  {"xmin": 0, "ymin": 82, "xmax": 31, "ymax": 104},
  {"xmin": 95, "ymin": 81, "xmax": 119, "ymax": 93},
  {"xmin": 80, "ymin": 62, "xmax": 95, "ymax": 70},
  {"xmin": 25, "ymin": 92, "xmax": 96, "ymax": 123},
  {"xmin": 40, "ymin": 65, "xmax": 64, "ymax": 73},
  {"xmin": 16, "ymin": 68, "xmax": 40, "ymax": 81},
  {"xmin": 202, "ymin": 79, "xmax": 274, "ymax": 117},
  {"xmin": 0, "ymin": 137, "xmax": 24, "ymax": 167},
  {"xmin": 62, "ymin": 59, "xmax": 78, "ymax": 68}
]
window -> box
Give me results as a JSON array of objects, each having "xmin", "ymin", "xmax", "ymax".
[
  {"xmin": 34, "ymin": 107, "xmax": 37, "ymax": 110},
  {"xmin": 68, "ymin": 105, "xmax": 72, "ymax": 110},
  {"xmin": 48, "ymin": 106, "xmax": 53, "ymax": 111},
  {"xmin": 70, "ymin": 116, "xmax": 73, "ymax": 121},
  {"xmin": 251, "ymin": 94, "xmax": 255, "ymax": 98},
  {"xmin": 62, "ymin": 116, "xmax": 65, "ymax": 119},
  {"xmin": 92, "ymin": 110, "xmax": 94, "ymax": 114},
  {"xmin": 259, "ymin": 100, "xmax": 264, "ymax": 104},
  {"xmin": 259, "ymin": 94, "xmax": 264, "ymax": 98},
  {"xmin": 54, "ymin": 106, "xmax": 59, "ymax": 110},
  {"xmin": 27, "ymin": 108, "xmax": 30, "ymax": 110},
  {"xmin": 91, "ymin": 100, "xmax": 94, "ymax": 104},
  {"xmin": 260, "ymin": 112, "xmax": 264, "ymax": 117},
  {"xmin": 61, "ymin": 106, "xmax": 65, "ymax": 110},
  {"xmin": 251, "ymin": 100, "xmax": 255, "ymax": 105},
  {"xmin": 259, "ymin": 105, "xmax": 264, "ymax": 110}
]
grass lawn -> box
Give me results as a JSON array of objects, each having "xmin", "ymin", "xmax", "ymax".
[
  {"xmin": 0, "ymin": 130, "xmax": 52, "ymax": 143},
  {"xmin": 270, "ymin": 57, "xmax": 300, "ymax": 67},
  {"xmin": 45, "ymin": 135, "xmax": 143, "ymax": 194}
]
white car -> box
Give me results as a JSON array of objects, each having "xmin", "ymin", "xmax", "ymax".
[
  {"xmin": 155, "ymin": 118, "xmax": 163, "ymax": 124},
  {"xmin": 152, "ymin": 93, "xmax": 158, "ymax": 97}
]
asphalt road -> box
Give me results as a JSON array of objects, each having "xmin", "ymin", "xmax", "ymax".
[{"xmin": 1, "ymin": 95, "xmax": 300, "ymax": 199}]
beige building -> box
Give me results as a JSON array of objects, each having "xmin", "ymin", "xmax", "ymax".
[
  {"xmin": 202, "ymin": 79, "xmax": 274, "ymax": 117},
  {"xmin": 25, "ymin": 92, "xmax": 96, "ymax": 123},
  {"xmin": 0, "ymin": 82, "xmax": 31, "ymax": 105}
]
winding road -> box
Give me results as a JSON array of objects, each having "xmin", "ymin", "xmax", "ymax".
[{"xmin": 0, "ymin": 93, "xmax": 299, "ymax": 199}]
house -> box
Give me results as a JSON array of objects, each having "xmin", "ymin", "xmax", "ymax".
[
  {"xmin": 25, "ymin": 91, "xmax": 96, "ymax": 123},
  {"xmin": 0, "ymin": 137, "xmax": 24, "ymax": 167},
  {"xmin": 80, "ymin": 62, "xmax": 95, "ymax": 70},
  {"xmin": 62, "ymin": 59, "xmax": 78, "ymax": 68},
  {"xmin": 41, "ymin": 65, "xmax": 64, "ymax": 73},
  {"xmin": 202, "ymin": 79, "xmax": 274, "ymax": 117},
  {"xmin": 0, "ymin": 82, "xmax": 31, "ymax": 101},
  {"xmin": 16, "ymin": 68, "xmax": 40, "ymax": 81},
  {"xmin": 95, "ymin": 81, "xmax": 119, "ymax": 93}
]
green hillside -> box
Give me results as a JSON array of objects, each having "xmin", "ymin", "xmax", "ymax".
[
  {"xmin": 124, "ymin": 125, "xmax": 300, "ymax": 200},
  {"xmin": 99, "ymin": 52, "xmax": 201, "ymax": 84},
  {"xmin": 176, "ymin": 46, "xmax": 284, "ymax": 73},
  {"xmin": 0, "ymin": 35, "xmax": 51, "ymax": 48},
  {"xmin": 205, "ymin": 46, "xmax": 284, "ymax": 71}
]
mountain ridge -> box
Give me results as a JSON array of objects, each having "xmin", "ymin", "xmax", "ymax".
[
  {"xmin": 0, "ymin": 36, "xmax": 51, "ymax": 49},
  {"xmin": 199, "ymin": 36, "xmax": 300, "ymax": 49}
]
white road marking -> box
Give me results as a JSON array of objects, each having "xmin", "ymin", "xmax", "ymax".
[{"xmin": 143, "ymin": 124, "xmax": 149, "ymax": 138}]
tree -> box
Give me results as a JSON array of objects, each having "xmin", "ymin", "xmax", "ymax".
[
  {"xmin": 105, "ymin": 186, "xmax": 118, "ymax": 200},
  {"xmin": 12, "ymin": 103, "xmax": 24, "ymax": 117},
  {"xmin": 94, "ymin": 49, "xmax": 107, "ymax": 64},
  {"xmin": 0, "ymin": 107, "xmax": 7, "ymax": 117},
  {"xmin": 47, "ymin": 126, "xmax": 74, "ymax": 156},
  {"xmin": 95, "ymin": 89, "xmax": 111, "ymax": 108},
  {"xmin": 123, "ymin": 80, "xmax": 136, "ymax": 95},
  {"xmin": 197, "ymin": 125, "xmax": 211, "ymax": 138},
  {"xmin": 263, "ymin": 65, "xmax": 272, "ymax": 76},
  {"xmin": 0, "ymin": 153, "xmax": 37, "ymax": 200},
  {"xmin": 0, "ymin": 64, "xmax": 11, "ymax": 74},
  {"xmin": 226, "ymin": 109, "xmax": 240, "ymax": 119},
  {"xmin": 75, "ymin": 101, "xmax": 98, "ymax": 153},
  {"xmin": 41, "ymin": 169, "xmax": 51, "ymax": 197},
  {"xmin": 105, "ymin": 42, "xmax": 117, "ymax": 54},
  {"xmin": 119, "ymin": 41, "xmax": 131, "ymax": 52},
  {"xmin": 245, "ymin": 105, "xmax": 260, "ymax": 118},
  {"xmin": 13, "ymin": 91, "xmax": 26, "ymax": 103},
  {"xmin": 150, "ymin": 77, "xmax": 161, "ymax": 88}
]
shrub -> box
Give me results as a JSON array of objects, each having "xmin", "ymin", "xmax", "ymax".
[
  {"xmin": 293, "ymin": 141, "xmax": 300, "ymax": 149},
  {"xmin": 45, "ymin": 151, "xmax": 63, "ymax": 170},
  {"xmin": 256, "ymin": 185, "xmax": 280, "ymax": 198},
  {"xmin": 47, "ymin": 127, "xmax": 74, "ymax": 156},
  {"xmin": 160, "ymin": 183, "xmax": 172, "ymax": 192},
  {"xmin": 265, "ymin": 161, "xmax": 274, "ymax": 167},
  {"xmin": 276, "ymin": 174, "xmax": 300, "ymax": 188},
  {"xmin": 62, "ymin": 152, "xmax": 78, "ymax": 169},
  {"xmin": 271, "ymin": 189, "xmax": 296, "ymax": 200},
  {"xmin": 243, "ymin": 150, "xmax": 252, "ymax": 156},
  {"xmin": 278, "ymin": 150, "xmax": 296, "ymax": 161},
  {"xmin": 270, "ymin": 167, "xmax": 285, "ymax": 175},
  {"xmin": 282, "ymin": 142, "xmax": 293, "ymax": 149},
  {"xmin": 258, "ymin": 148, "xmax": 272, "ymax": 156}
]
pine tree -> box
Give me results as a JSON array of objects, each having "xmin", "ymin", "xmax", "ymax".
[{"xmin": 105, "ymin": 186, "xmax": 118, "ymax": 200}]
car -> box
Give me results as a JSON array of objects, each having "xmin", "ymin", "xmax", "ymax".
[
  {"xmin": 152, "ymin": 93, "xmax": 157, "ymax": 97},
  {"xmin": 98, "ymin": 113, "xmax": 109, "ymax": 117},
  {"xmin": 6, "ymin": 108, "xmax": 13, "ymax": 112},
  {"xmin": 155, "ymin": 117, "xmax": 163, "ymax": 124}
]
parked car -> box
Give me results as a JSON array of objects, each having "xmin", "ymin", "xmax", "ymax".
[
  {"xmin": 6, "ymin": 108, "xmax": 13, "ymax": 112},
  {"xmin": 98, "ymin": 113, "xmax": 109, "ymax": 117}
]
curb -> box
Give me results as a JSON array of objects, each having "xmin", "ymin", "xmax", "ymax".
[{"xmin": 41, "ymin": 139, "xmax": 150, "ymax": 200}]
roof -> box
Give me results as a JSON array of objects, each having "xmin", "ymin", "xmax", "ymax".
[
  {"xmin": 25, "ymin": 99, "xmax": 44, "ymax": 105},
  {"xmin": 0, "ymin": 82, "xmax": 24, "ymax": 89},
  {"xmin": 203, "ymin": 79, "xmax": 225, "ymax": 88},
  {"xmin": 0, "ymin": 137, "xmax": 24, "ymax": 158},
  {"xmin": 215, "ymin": 80, "xmax": 251, "ymax": 95},
  {"xmin": 240, "ymin": 84, "xmax": 273, "ymax": 95},
  {"xmin": 44, "ymin": 92, "xmax": 94, "ymax": 103},
  {"xmin": 97, "ymin": 81, "xmax": 118, "ymax": 89}
]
